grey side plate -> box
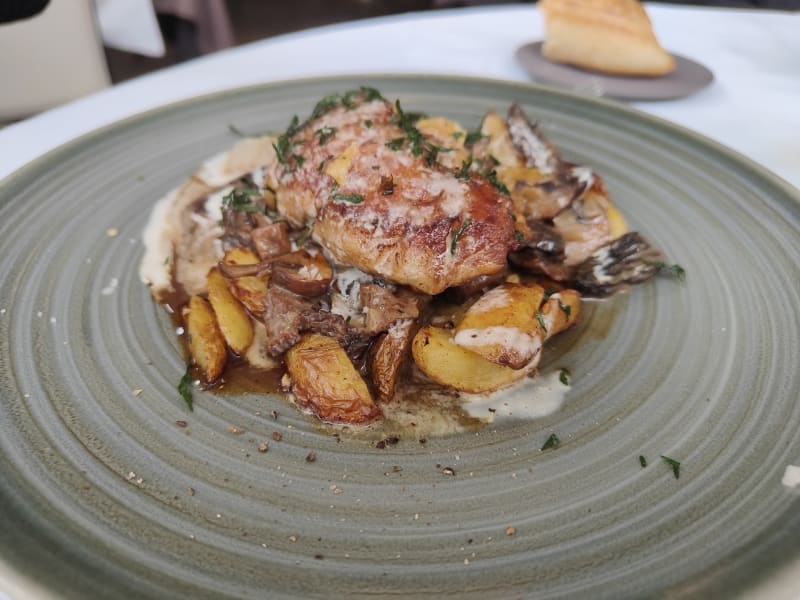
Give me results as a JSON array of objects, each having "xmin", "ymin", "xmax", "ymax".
[{"xmin": 516, "ymin": 41, "xmax": 715, "ymax": 101}]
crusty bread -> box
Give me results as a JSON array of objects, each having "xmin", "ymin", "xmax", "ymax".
[{"xmin": 539, "ymin": 0, "xmax": 676, "ymax": 77}]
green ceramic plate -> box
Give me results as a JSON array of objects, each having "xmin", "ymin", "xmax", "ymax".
[{"xmin": 0, "ymin": 76, "xmax": 798, "ymax": 599}]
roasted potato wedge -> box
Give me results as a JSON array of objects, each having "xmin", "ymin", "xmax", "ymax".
[
  {"xmin": 453, "ymin": 283, "xmax": 545, "ymax": 369},
  {"xmin": 185, "ymin": 295, "xmax": 227, "ymax": 383},
  {"xmin": 539, "ymin": 289, "xmax": 581, "ymax": 338},
  {"xmin": 220, "ymin": 247, "xmax": 269, "ymax": 316},
  {"xmin": 286, "ymin": 333, "xmax": 380, "ymax": 423},
  {"xmin": 368, "ymin": 320, "xmax": 415, "ymax": 403},
  {"xmin": 412, "ymin": 325, "xmax": 527, "ymax": 394},
  {"xmin": 206, "ymin": 267, "xmax": 254, "ymax": 355},
  {"xmin": 222, "ymin": 247, "xmax": 260, "ymax": 266}
]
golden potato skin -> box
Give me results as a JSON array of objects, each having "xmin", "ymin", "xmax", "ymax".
[
  {"xmin": 540, "ymin": 289, "xmax": 581, "ymax": 338},
  {"xmin": 286, "ymin": 334, "xmax": 380, "ymax": 423},
  {"xmin": 186, "ymin": 295, "xmax": 227, "ymax": 383},
  {"xmin": 454, "ymin": 283, "xmax": 545, "ymax": 369},
  {"xmin": 411, "ymin": 326, "xmax": 527, "ymax": 394},
  {"xmin": 367, "ymin": 321, "xmax": 415, "ymax": 403},
  {"xmin": 206, "ymin": 267, "xmax": 254, "ymax": 355}
]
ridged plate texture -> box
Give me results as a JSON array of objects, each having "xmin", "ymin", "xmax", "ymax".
[{"xmin": 0, "ymin": 76, "xmax": 798, "ymax": 599}]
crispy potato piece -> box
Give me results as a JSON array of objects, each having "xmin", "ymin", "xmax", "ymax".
[
  {"xmin": 540, "ymin": 289, "xmax": 581, "ymax": 338},
  {"xmin": 222, "ymin": 247, "xmax": 260, "ymax": 266},
  {"xmin": 412, "ymin": 326, "xmax": 527, "ymax": 394},
  {"xmin": 186, "ymin": 295, "xmax": 227, "ymax": 383},
  {"xmin": 325, "ymin": 141, "xmax": 360, "ymax": 187},
  {"xmin": 368, "ymin": 320, "xmax": 415, "ymax": 403},
  {"xmin": 220, "ymin": 247, "xmax": 269, "ymax": 316},
  {"xmin": 453, "ymin": 283, "xmax": 545, "ymax": 369},
  {"xmin": 206, "ymin": 267, "xmax": 254, "ymax": 355},
  {"xmin": 286, "ymin": 334, "xmax": 380, "ymax": 423},
  {"xmin": 481, "ymin": 112, "xmax": 523, "ymax": 167}
]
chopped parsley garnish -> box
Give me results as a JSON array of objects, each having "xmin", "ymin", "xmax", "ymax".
[
  {"xmin": 315, "ymin": 126, "xmax": 337, "ymax": 145},
  {"xmin": 465, "ymin": 129, "xmax": 485, "ymax": 146},
  {"xmin": 309, "ymin": 87, "xmax": 385, "ymax": 122},
  {"xmin": 379, "ymin": 176, "xmax": 395, "ymax": 196},
  {"xmin": 221, "ymin": 187, "xmax": 261, "ymax": 212},
  {"xmin": 639, "ymin": 455, "xmax": 648, "ymax": 468},
  {"xmin": 318, "ymin": 154, "xmax": 335, "ymax": 174},
  {"xmin": 386, "ymin": 137, "xmax": 406, "ymax": 151},
  {"xmin": 543, "ymin": 288, "xmax": 556, "ymax": 301},
  {"xmin": 660, "ymin": 455, "xmax": 681, "ymax": 479},
  {"xmin": 559, "ymin": 368, "xmax": 570, "ymax": 386},
  {"xmin": 507, "ymin": 210, "xmax": 517, "ymax": 222},
  {"xmin": 535, "ymin": 310, "xmax": 547, "ymax": 333},
  {"xmin": 273, "ymin": 115, "xmax": 303, "ymax": 167},
  {"xmin": 653, "ymin": 262, "xmax": 686, "ymax": 282},
  {"xmin": 450, "ymin": 219, "xmax": 471, "ymax": 255},
  {"xmin": 486, "ymin": 170, "xmax": 510, "ymax": 195},
  {"xmin": 364, "ymin": 119, "xmax": 373, "ymax": 128},
  {"xmin": 331, "ymin": 192, "xmax": 364, "ymax": 204},
  {"xmin": 451, "ymin": 130, "xmax": 465, "ymax": 140},
  {"xmin": 514, "ymin": 230, "xmax": 525, "ymax": 242},
  {"xmin": 295, "ymin": 218, "xmax": 314, "ymax": 246},
  {"xmin": 178, "ymin": 367, "xmax": 193, "ymax": 411},
  {"xmin": 387, "ymin": 100, "xmax": 447, "ymax": 166},
  {"xmin": 455, "ymin": 157, "xmax": 473, "ymax": 180},
  {"xmin": 557, "ymin": 299, "xmax": 571, "ymax": 317},
  {"xmin": 541, "ymin": 433, "xmax": 560, "ymax": 451}
]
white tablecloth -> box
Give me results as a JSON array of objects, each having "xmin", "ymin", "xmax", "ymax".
[{"xmin": 1, "ymin": 3, "xmax": 798, "ymax": 188}]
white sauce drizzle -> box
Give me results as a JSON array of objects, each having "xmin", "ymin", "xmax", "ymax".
[
  {"xmin": 782, "ymin": 465, "xmax": 800, "ymax": 488},
  {"xmin": 460, "ymin": 369, "xmax": 569, "ymax": 422}
]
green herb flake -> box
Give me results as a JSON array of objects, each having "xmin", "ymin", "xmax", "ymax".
[
  {"xmin": 451, "ymin": 130, "xmax": 465, "ymax": 140},
  {"xmin": 318, "ymin": 154, "xmax": 335, "ymax": 174},
  {"xmin": 486, "ymin": 170, "xmax": 510, "ymax": 195},
  {"xmin": 273, "ymin": 115, "xmax": 303, "ymax": 166},
  {"xmin": 295, "ymin": 219, "xmax": 315, "ymax": 247},
  {"xmin": 315, "ymin": 126, "xmax": 338, "ymax": 145},
  {"xmin": 543, "ymin": 288, "xmax": 556, "ymax": 301},
  {"xmin": 639, "ymin": 455, "xmax": 648, "ymax": 468},
  {"xmin": 386, "ymin": 137, "xmax": 406, "ymax": 151},
  {"xmin": 450, "ymin": 219, "xmax": 472, "ymax": 255},
  {"xmin": 178, "ymin": 367, "xmax": 194, "ymax": 411},
  {"xmin": 557, "ymin": 299, "xmax": 571, "ymax": 318},
  {"xmin": 455, "ymin": 157, "xmax": 473, "ymax": 180},
  {"xmin": 559, "ymin": 368, "xmax": 570, "ymax": 386},
  {"xmin": 535, "ymin": 310, "xmax": 547, "ymax": 333},
  {"xmin": 654, "ymin": 262, "xmax": 686, "ymax": 282},
  {"xmin": 331, "ymin": 192, "xmax": 365, "ymax": 204},
  {"xmin": 541, "ymin": 433, "xmax": 560, "ymax": 451},
  {"xmin": 163, "ymin": 256, "xmax": 170, "ymax": 266},
  {"xmin": 465, "ymin": 130, "xmax": 485, "ymax": 146},
  {"xmin": 660, "ymin": 455, "xmax": 681, "ymax": 479},
  {"xmin": 364, "ymin": 119, "xmax": 373, "ymax": 128},
  {"xmin": 514, "ymin": 230, "xmax": 525, "ymax": 243},
  {"xmin": 507, "ymin": 210, "xmax": 517, "ymax": 222},
  {"xmin": 221, "ymin": 187, "xmax": 261, "ymax": 213}
]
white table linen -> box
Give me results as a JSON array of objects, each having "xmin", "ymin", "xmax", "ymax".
[{"xmin": 1, "ymin": 3, "xmax": 798, "ymax": 187}]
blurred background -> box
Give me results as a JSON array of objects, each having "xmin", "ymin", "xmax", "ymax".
[{"xmin": 0, "ymin": 0, "xmax": 797, "ymax": 121}]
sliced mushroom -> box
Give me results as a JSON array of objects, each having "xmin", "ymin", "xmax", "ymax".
[
  {"xmin": 573, "ymin": 232, "xmax": 666, "ymax": 297},
  {"xmin": 271, "ymin": 249, "xmax": 333, "ymax": 297}
]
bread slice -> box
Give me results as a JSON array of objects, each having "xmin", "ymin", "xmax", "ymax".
[{"xmin": 539, "ymin": 0, "xmax": 676, "ymax": 77}]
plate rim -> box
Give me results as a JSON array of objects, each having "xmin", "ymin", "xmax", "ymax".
[
  {"xmin": 0, "ymin": 73, "xmax": 799, "ymax": 598},
  {"xmin": 0, "ymin": 73, "xmax": 796, "ymax": 204}
]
